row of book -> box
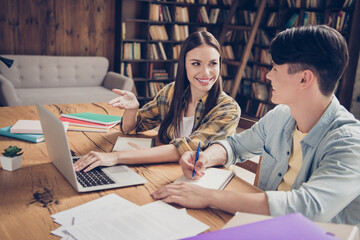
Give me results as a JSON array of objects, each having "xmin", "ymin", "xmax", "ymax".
[
  {"xmin": 121, "ymin": 62, "xmax": 133, "ymax": 79},
  {"xmin": 150, "ymin": 4, "xmax": 221, "ymax": 24},
  {"xmin": 149, "ymin": 82, "xmax": 166, "ymax": 97},
  {"xmin": 223, "ymin": 64, "xmax": 269, "ymax": 83},
  {"xmin": 222, "ymin": 45, "xmax": 235, "ymax": 60},
  {"xmin": 149, "ymin": 3, "xmax": 172, "ymax": 22},
  {"xmin": 123, "ymin": 42, "xmax": 141, "ymax": 60},
  {"xmin": 287, "ymin": 0, "xmax": 354, "ymax": 8},
  {"xmin": 198, "ymin": 6, "xmax": 220, "ymax": 24},
  {"xmin": 0, "ymin": 113, "xmax": 122, "ymax": 143},
  {"xmin": 328, "ymin": 11, "xmax": 351, "ymax": 32},
  {"xmin": 175, "ymin": 6, "xmax": 190, "ymax": 22},
  {"xmin": 173, "ymin": 24, "xmax": 189, "ymax": 41},
  {"xmin": 149, "ymin": 25, "xmax": 169, "ymax": 41},
  {"xmin": 176, "ymin": 0, "xmax": 223, "ymax": 5},
  {"xmin": 150, "ymin": 42, "xmax": 167, "ymax": 60}
]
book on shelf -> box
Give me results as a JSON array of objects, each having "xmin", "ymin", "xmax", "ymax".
[
  {"xmin": 125, "ymin": 63, "xmax": 133, "ymax": 79},
  {"xmin": 175, "ymin": 6, "xmax": 189, "ymax": 23},
  {"xmin": 173, "ymin": 44, "xmax": 181, "ymax": 59},
  {"xmin": 112, "ymin": 136, "xmax": 155, "ymax": 151},
  {"xmin": 174, "ymin": 62, "xmax": 178, "ymax": 79},
  {"xmin": 286, "ymin": 13, "xmax": 299, "ymax": 28},
  {"xmin": 174, "ymin": 168, "xmax": 235, "ymax": 190},
  {"xmin": 222, "ymin": 45, "xmax": 235, "ymax": 60},
  {"xmin": 179, "ymin": 25, "xmax": 189, "ymax": 41},
  {"xmin": 10, "ymin": 120, "xmax": 68, "ymax": 134},
  {"xmin": 221, "ymin": 63, "xmax": 228, "ymax": 76},
  {"xmin": 149, "ymin": 3, "xmax": 160, "ymax": 21},
  {"xmin": 59, "ymin": 117, "xmax": 117, "ymax": 129},
  {"xmin": 199, "ymin": 6, "xmax": 210, "ymax": 24},
  {"xmin": 149, "ymin": 82, "xmax": 165, "ymax": 97},
  {"xmin": 242, "ymin": 80, "xmax": 252, "ymax": 97},
  {"xmin": 122, "ymin": 22, "xmax": 126, "ymax": 40},
  {"xmin": 152, "ymin": 69, "xmax": 168, "ymax": 80},
  {"xmin": 256, "ymin": 31, "xmax": 271, "ymax": 46},
  {"xmin": 157, "ymin": 42, "xmax": 167, "ymax": 60},
  {"xmin": 163, "ymin": 5, "xmax": 172, "ymax": 22},
  {"xmin": 266, "ymin": 12, "xmax": 277, "ymax": 27},
  {"xmin": 209, "ymin": 8, "xmax": 220, "ymax": 24},
  {"xmin": 223, "ymin": 79, "xmax": 232, "ymax": 94},
  {"xmin": 173, "ymin": 24, "xmax": 181, "ymax": 41},
  {"xmin": 0, "ymin": 126, "xmax": 44, "ymax": 143},
  {"xmin": 222, "ymin": 0, "xmax": 233, "ymax": 7},
  {"xmin": 260, "ymin": 49, "xmax": 271, "ymax": 65},
  {"xmin": 243, "ymin": 10, "xmax": 256, "ymax": 25},
  {"xmin": 252, "ymin": 82, "xmax": 269, "ymax": 102},
  {"xmin": 60, "ymin": 113, "xmax": 122, "ymax": 125},
  {"xmin": 149, "ymin": 25, "xmax": 168, "ymax": 41}
]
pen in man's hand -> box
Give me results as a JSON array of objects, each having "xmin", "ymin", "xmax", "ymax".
[{"xmin": 192, "ymin": 142, "xmax": 201, "ymax": 179}]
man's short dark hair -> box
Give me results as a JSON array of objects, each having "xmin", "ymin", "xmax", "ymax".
[{"xmin": 270, "ymin": 25, "xmax": 349, "ymax": 96}]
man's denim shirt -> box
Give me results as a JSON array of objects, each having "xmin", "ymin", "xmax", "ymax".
[{"xmin": 216, "ymin": 96, "xmax": 360, "ymax": 226}]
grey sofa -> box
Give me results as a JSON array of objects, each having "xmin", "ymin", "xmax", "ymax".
[{"xmin": 0, "ymin": 55, "xmax": 134, "ymax": 106}]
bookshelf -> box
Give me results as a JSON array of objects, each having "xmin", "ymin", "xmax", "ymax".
[
  {"xmin": 218, "ymin": 0, "xmax": 360, "ymax": 119},
  {"xmin": 115, "ymin": 0, "xmax": 360, "ymax": 118}
]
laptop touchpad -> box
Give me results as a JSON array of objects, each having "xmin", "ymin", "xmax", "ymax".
[{"xmin": 104, "ymin": 165, "xmax": 128, "ymax": 173}]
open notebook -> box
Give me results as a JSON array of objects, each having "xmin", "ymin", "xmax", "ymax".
[
  {"xmin": 112, "ymin": 136, "xmax": 155, "ymax": 151},
  {"xmin": 174, "ymin": 168, "xmax": 235, "ymax": 190}
]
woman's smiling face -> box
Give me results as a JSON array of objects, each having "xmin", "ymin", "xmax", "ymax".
[{"xmin": 185, "ymin": 44, "xmax": 220, "ymax": 97}]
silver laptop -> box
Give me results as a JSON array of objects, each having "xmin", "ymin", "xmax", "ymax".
[{"xmin": 36, "ymin": 104, "xmax": 146, "ymax": 192}]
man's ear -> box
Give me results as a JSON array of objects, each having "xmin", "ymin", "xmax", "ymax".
[{"xmin": 299, "ymin": 70, "xmax": 314, "ymax": 89}]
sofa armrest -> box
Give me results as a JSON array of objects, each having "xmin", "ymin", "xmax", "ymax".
[
  {"xmin": 103, "ymin": 72, "xmax": 134, "ymax": 92},
  {"xmin": 0, "ymin": 74, "xmax": 21, "ymax": 106}
]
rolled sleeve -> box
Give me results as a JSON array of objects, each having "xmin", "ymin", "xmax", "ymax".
[{"xmin": 210, "ymin": 140, "xmax": 235, "ymax": 167}]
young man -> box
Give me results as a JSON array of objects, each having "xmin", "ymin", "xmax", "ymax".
[{"xmin": 152, "ymin": 25, "xmax": 360, "ymax": 227}]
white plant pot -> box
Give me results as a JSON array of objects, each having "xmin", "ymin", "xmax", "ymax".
[{"xmin": 0, "ymin": 155, "xmax": 23, "ymax": 171}]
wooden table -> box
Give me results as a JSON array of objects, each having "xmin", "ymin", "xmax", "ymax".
[{"xmin": 0, "ymin": 103, "xmax": 261, "ymax": 239}]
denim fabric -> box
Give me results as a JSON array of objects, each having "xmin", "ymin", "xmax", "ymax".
[{"xmin": 215, "ymin": 96, "xmax": 360, "ymax": 226}]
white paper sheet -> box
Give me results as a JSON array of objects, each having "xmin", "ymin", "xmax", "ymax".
[
  {"xmin": 66, "ymin": 201, "xmax": 209, "ymax": 240},
  {"xmin": 51, "ymin": 194, "xmax": 138, "ymax": 226}
]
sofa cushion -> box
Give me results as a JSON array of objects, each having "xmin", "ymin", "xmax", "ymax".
[
  {"xmin": 16, "ymin": 87, "xmax": 119, "ymax": 105},
  {"xmin": 0, "ymin": 55, "xmax": 109, "ymax": 88}
]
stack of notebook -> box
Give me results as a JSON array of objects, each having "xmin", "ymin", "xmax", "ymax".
[
  {"xmin": 59, "ymin": 112, "xmax": 122, "ymax": 133},
  {"xmin": 0, "ymin": 119, "xmax": 69, "ymax": 143}
]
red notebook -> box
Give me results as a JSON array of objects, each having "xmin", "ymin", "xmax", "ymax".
[{"xmin": 59, "ymin": 117, "xmax": 118, "ymax": 129}]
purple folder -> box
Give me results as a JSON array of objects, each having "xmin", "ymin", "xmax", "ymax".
[{"xmin": 182, "ymin": 213, "xmax": 339, "ymax": 240}]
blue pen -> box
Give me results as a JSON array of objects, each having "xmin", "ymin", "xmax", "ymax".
[{"xmin": 192, "ymin": 142, "xmax": 201, "ymax": 179}]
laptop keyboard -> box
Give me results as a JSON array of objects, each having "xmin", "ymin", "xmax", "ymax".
[{"xmin": 73, "ymin": 158, "xmax": 115, "ymax": 188}]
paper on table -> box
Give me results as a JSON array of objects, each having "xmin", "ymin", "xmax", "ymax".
[
  {"xmin": 51, "ymin": 193, "xmax": 138, "ymax": 226},
  {"xmin": 66, "ymin": 201, "xmax": 209, "ymax": 240},
  {"xmin": 174, "ymin": 168, "xmax": 235, "ymax": 190}
]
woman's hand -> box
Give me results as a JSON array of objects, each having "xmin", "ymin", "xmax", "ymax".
[
  {"xmin": 108, "ymin": 89, "xmax": 139, "ymax": 110},
  {"xmin": 74, "ymin": 151, "xmax": 119, "ymax": 172},
  {"xmin": 179, "ymin": 151, "xmax": 209, "ymax": 179},
  {"xmin": 151, "ymin": 183, "xmax": 213, "ymax": 209}
]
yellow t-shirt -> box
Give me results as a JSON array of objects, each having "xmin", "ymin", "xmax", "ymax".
[{"xmin": 278, "ymin": 126, "xmax": 307, "ymax": 191}]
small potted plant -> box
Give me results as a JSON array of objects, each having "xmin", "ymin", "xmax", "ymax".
[{"xmin": 1, "ymin": 146, "xmax": 24, "ymax": 171}]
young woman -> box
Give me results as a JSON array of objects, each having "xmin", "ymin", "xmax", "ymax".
[{"xmin": 74, "ymin": 31, "xmax": 240, "ymax": 172}]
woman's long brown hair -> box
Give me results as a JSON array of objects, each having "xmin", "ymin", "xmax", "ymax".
[{"xmin": 158, "ymin": 31, "xmax": 223, "ymax": 143}]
